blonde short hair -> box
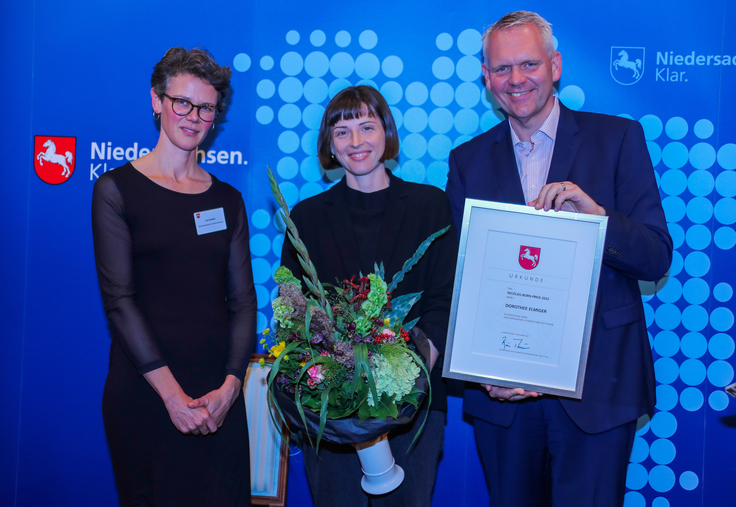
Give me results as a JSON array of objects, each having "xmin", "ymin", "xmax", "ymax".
[{"xmin": 482, "ymin": 11, "xmax": 555, "ymax": 62}]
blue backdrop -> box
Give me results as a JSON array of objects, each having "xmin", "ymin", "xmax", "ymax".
[{"xmin": 3, "ymin": 1, "xmax": 735, "ymax": 506}]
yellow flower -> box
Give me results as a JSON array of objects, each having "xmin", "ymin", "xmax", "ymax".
[
  {"xmin": 262, "ymin": 328, "xmax": 271, "ymax": 335},
  {"xmin": 270, "ymin": 341, "xmax": 286, "ymax": 357},
  {"xmin": 258, "ymin": 358, "xmax": 266, "ymax": 368},
  {"xmin": 384, "ymin": 318, "xmax": 391, "ymax": 326},
  {"xmin": 259, "ymin": 338, "xmax": 266, "ymax": 344}
]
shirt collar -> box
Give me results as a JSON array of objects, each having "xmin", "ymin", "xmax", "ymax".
[{"xmin": 509, "ymin": 97, "xmax": 561, "ymax": 146}]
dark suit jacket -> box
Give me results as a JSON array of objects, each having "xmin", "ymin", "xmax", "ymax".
[
  {"xmin": 447, "ymin": 103, "xmax": 672, "ymax": 433},
  {"xmin": 280, "ymin": 170, "xmax": 459, "ymax": 411}
]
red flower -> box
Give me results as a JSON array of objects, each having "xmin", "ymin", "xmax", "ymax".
[{"xmin": 307, "ymin": 364, "xmax": 325, "ymax": 388}]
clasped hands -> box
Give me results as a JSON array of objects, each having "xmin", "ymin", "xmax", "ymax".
[
  {"xmin": 164, "ymin": 375, "xmax": 241, "ymax": 436},
  {"xmin": 483, "ymin": 180, "xmax": 602, "ymax": 401}
]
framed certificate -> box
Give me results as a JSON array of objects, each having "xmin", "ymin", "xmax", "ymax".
[{"xmin": 442, "ymin": 199, "xmax": 608, "ymax": 399}]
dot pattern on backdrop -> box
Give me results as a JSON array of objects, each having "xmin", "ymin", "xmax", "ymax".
[
  {"xmin": 634, "ymin": 112, "xmax": 735, "ymax": 501},
  {"xmin": 234, "ymin": 29, "xmax": 736, "ymax": 503}
]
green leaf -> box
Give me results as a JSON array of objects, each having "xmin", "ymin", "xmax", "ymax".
[
  {"xmin": 267, "ymin": 341, "xmax": 302, "ymax": 387},
  {"xmin": 358, "ymin": 399, "xmax": 372, "ymax": 422},
  {"xmin": 303, "ymin": 277, "xmax": 320, "ymax": 301},
  {"xmin": 264, "ymin": 363, "xmax": 289, "ymax": 445},
  {"xmin": 404, "ymin": 346, "xmax": 432, "ymax": 452},
  {"xmin": 303, "ymin": 397, "xmax": 321, "ymax": 410},
  {"xmin": 402, "ymin": 317, "xmax": 420, "ymax": 332},
  {"xmin": 316, "ymin": 388, "xmax": 331, "ymax": 453},
  {"xmin": 387, "ymin": 226, "xmax": 449, "ymax": 292},
  {"xmin": 353, "ymin": 343, "xmax": 379, "ymax": 404},
  {"xmin": 383, "ymin": 292, "xmax": 422, "ymax": 325},
  {"xmin": 294, "ymin": 375, "xmax": 312, "ymax": 446},
  {"xmin": 401, "ymin": 387, "xmax": 423, "ymax": 408},
  {"xmin": 370, "ymin": 393, "xmax": 399, "ymax": 420},
  {"xmin": 265, "ymin": 340, "xmax": 311, "ymax": 446},
  {"xmin": 268, "ymin": 166, "xmax": 331, "ymax": 313},
  {"xmin": 374, "ymin": 261, "xmax": 385, "ymax": 280},
  {"xmin": 304, "ymin": 300, "xmax": 316, "ymax": 342}
]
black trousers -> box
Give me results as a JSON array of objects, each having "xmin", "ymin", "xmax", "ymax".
[{"xmin": 302, "ymin": 409, "xmax": 445, "ymax": 507}]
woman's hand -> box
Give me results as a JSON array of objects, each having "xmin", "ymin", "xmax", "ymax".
[
  {"xmin": 427, "ymin": 339, "xmax": 440, "ymax": 372},
  {"xmin": 188, "ymin": 375, "xmax": 243, "ymax": 429},
  {"xmin": 143, "ymin": 366, "xmax": 217, "ymax": 435},
  {"xmin": 164, "ymin": 391, "xmax": 218, "ymax": 435}
]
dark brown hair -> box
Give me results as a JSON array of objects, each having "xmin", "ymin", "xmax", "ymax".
[
  {"xmin": 317, "ymin": 86, "xmax": 399, "ymax": 169},
  {"xmin": 151, "ymin": 47, "xmax": 232, "ymax": 107}
]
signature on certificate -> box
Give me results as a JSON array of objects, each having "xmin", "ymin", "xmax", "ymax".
[{"xmin": 501, "ymin": 336, "xmax": 531, "ymax": 350}]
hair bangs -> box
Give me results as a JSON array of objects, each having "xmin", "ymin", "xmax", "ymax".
[{"xmin": 326, "ymin": 100, "xmax": 377, "ymax": 128}]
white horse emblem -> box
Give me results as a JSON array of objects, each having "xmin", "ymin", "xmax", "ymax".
[
  {"xmin": 610, "ymin": 47, "xmax": 645, "ymax": 85},
  {"xmin": 613, "ymin": 50, "xmax": 642, "ymax": 80},
  {"xmin": 36, "ymin": 139, "xmax": 74, "ymax": 178},
  {"xmin": 519, "ymin": 247, "xmax": 539, "ymax": 268}
]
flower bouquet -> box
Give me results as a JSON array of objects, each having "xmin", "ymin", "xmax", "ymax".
[{"xmin": 264, "ymin": 167, "xmax": 448, "ymax": 493}]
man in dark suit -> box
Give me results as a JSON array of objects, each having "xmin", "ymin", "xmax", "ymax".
[{"xmin": 446, "ymin": 11, "xmax": 672, "ymax": 506}]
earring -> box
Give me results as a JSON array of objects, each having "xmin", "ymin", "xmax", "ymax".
[
  {"xmin": 153, "ymin": 111, "xmax": 160, "ymax": 120},
  {"xmin": 211, "ymin": 123, "xmax": 216, "ymax": 131}
]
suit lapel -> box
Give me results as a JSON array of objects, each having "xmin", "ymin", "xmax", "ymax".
[
  {"xmin": 548, "ymin": 103, "xmax": 581, "ymax": 184},
  {"xmin": 488, "ymin": 122, "xmax": 527, "ymax": 205},
  {"xmin": 325, "ymin": 181, "xmax": 361, "ymax": 277}
]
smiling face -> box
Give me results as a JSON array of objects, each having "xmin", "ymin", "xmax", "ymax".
[
  {"xmin": 151, "ymin": 73, "xmax": 218, "ymax": 153},
  {"xmin": 331, "ymin": 106, "xmax": 388, "ymax": 191},
  {"xmin": 482, "ymin": 24, "xmax": 561, "ymax": 139}
]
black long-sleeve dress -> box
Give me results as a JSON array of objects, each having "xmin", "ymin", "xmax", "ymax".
[{"xmin": 92, "ymin": 163, "xmax": 256, "ymax": 507}]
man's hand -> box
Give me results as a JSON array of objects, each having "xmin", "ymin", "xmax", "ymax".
[
  {"xmin": 482, "ymin": 384, "xmax": 543, "ymax": 402},
  {"xmin": 529, "ymin": 181, "xmax": 606, "ymax": 216}
]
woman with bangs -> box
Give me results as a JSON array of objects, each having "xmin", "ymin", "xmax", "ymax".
[{"xmin": 280, "ymin": 85, "xmax": 458, "ymax": 506}]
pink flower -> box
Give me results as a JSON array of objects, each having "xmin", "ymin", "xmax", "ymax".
[
  {"xmin": 307, "ymin": 364, "xmax": 325, "ymax": 388},
  {"xmin": 381, "ymin": 329, "xmax": 396, "ymax": 338}
]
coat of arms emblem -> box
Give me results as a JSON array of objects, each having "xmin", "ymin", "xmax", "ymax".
[
  {"xmin": 34, "ymin": 136, "xmax": 76, "ymax": 184},
  {"xmin": 518, "ymin": 246, "xmax": 541, "ymax": 270}
]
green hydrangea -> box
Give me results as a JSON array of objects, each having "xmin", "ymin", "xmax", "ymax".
[
  {"xmin": 367, "ymin": 348, "xmax": 420, "ymax": 407},
  {"xmin": 274, "ymin": 266, "xmax": 301, "ymax": 288},
  {"xmin": 272, "ymin": 297, "xmax": 295, "ymax": 327},
  {"xmin": 361, "ymin": 273, "xmax": 387, "ymax": 319},
  {"xmin": 355, "ymin": 317, "xmax": 372, "ymax": 336}
]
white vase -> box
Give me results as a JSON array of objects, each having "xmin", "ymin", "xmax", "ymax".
[{"xmin": 355, "ymin": 435, "xmax": 405, "ymax": 495}]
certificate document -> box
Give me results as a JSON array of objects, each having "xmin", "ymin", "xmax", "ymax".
[{"xmin": 443, "ymin": 200, "xmax": 608, "ymax": 398}]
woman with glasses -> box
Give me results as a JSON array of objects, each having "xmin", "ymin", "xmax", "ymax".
[
  {"xmin": 92, "ymin": 47, "xmax": 256, "ymax": 506},
  {"xmin": 280, "ymin": 86, "xmax": 458, "ymax": 506}
]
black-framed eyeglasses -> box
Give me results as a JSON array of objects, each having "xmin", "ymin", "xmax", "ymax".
[{"xmin": 163, "ymin": 93, "xmax": 220, "ymax": 122}]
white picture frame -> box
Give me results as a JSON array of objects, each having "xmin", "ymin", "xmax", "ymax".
[{"xmin": 442, "ymin": 200, "xmax": 608, "ymax": 399}]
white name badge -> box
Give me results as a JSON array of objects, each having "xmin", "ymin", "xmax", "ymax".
[{"xmin": 193, "ymin": 207, "xmax": 227, "ymax": 235}]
